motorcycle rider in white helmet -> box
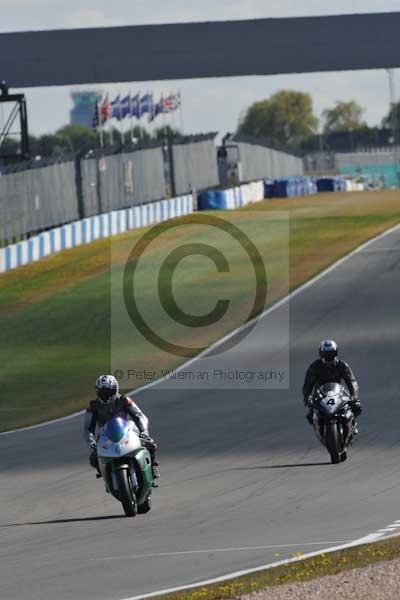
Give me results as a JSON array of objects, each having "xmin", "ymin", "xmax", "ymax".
[
  {"xmin": 83, "ymin": 375, "xmax": 159, "ymax": 484},
  {"xmin": 303, "ymin": 340, "xmax": 362, "ymax": 425}
]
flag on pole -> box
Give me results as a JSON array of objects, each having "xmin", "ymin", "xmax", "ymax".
[
  {"xmin": 139, "ymin": 93, "xmax": 153, "ymax": 118},
  {"xmin": 93, "ymin": 100, "xmax": 105, "ymax": 147},
  {"xmin": 130, "ymin": 93, "xmax": 140, "ymax": 119},
  {"xmin": 163, "ymin": 93, "xmax": 181, "ymax": 113},
  {"xmin": 149, "ymin": 95, "xmax": 164, "ymax": 122},
  {"xmin": 92, "ymin": 102, "xmax": 100, "ymax": 129},
  {"xmin": 111, "ymin": 95, "xmax": 121, "ymax": 120},
  {"xmin": 100, "ymin": 95, "xmax": 112, "ymax": 124},
  {"xmin": 117, "ymin": 93, "xmax": 125, "ymax": 144},
  {"xmin": 120, "ymin": 95, "xmax": 131, "ymax": 119}
]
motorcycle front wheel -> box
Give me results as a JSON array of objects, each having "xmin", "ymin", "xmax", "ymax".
[
  {"xmin": 115, "ymin": 469, "xmax": 137, "ymax": 517},
  {"xmin": 326, "ymin": 422, "xmax": 341, "ymax": 464},
  {"xmin": 138, "ymin": 494, "xmax": 152, "ymax": 514}
]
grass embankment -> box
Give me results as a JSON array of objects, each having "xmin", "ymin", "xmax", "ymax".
[
  {"xmin": 0, "ymin": 190, "xmax": 399, "ymax": 431},
  {"xmin": 149, "ymin": 535, "xmax": 400, "ymax": 600}
]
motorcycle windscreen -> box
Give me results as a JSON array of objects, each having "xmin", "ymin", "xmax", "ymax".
[
  {"xmin": 103, "ymin": 417, "xmax": 129, "ymax": 443},
  {"xmin": 319, "ymin": 383, "xmax": 342, "ymax": 396}
]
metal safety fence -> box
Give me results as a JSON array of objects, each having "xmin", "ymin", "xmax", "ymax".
[
  {"xmin": 0, "ymin": 135, "xmax": 219, "ymax": 246},
  {"xmin": 0, "ymin": 134, "xmax": 304, "ymax": 248}
]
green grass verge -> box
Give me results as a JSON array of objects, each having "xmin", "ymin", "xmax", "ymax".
[
  {"xmin": 0, "ymin": 190, "xmax": 399, "ymax": 431},
  {"xmin": 149, "ymin": 535, "xmax": 400, "ymax": 600}
]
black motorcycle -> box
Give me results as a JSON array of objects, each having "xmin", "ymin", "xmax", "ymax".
[{"xmin": 311, "ymin": 383, "xmax": 357, "ymax": 464}]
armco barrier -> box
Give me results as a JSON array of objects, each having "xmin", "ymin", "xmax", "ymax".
[{"xmin": 0, "ymin": 194, "xmax": 194, "ymax": 274}]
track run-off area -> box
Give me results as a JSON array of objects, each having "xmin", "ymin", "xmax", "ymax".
[{"xmin": 1, "ymin": 207, "xmax": 400, "ymax": 599}]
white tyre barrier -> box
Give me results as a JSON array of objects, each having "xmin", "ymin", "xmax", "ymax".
[{"xmin": 0, "ymin": 194, "xmax": 194, "ymax": 274}]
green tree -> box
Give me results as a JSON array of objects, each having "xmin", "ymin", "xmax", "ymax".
[
  {"xmin": 382, "ymin": 101, "xmax": 400, "ymax": 130},
  {"xmin": 26, "ymin": 126, "xmax": 99, "ymax": 158},
  {"xmin": 129, "ymin": 125, "xmax": 151, "ymax": 143},
  {"xmin": 322, "ymin": 100, "xmax": 366, "ymax": 134},
  {"xmin": 153, "ymin": 125, "xmax": 181, "ymax": 141},
  {"xmin": 238, "ymin": 90, "xmax": 318, "ymax": 147},
  {"xmin": 0, "ymin": 137, "xmax": 19, "ymax": 156},
  {"xmin": 56, "ymin": 125, "xmax": 99, "ymax": 153},
  {"xmin": 105, "ymin": 125, "xmax": 152, "ymax": 144},
  {"xmin": 31, "ymin": 133, "xmax": 68, "ymax": 157}
]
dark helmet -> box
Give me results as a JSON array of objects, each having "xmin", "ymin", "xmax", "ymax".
[
  {"xmin": 319, "ymin": 339, "xmax": 339, "ymax": 365},
  {"xmin": 95, "ymin": 374, "xmax": 119, "ymax": 404}
]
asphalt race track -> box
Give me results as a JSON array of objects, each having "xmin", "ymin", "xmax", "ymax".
[{"xmin": 1, "ymin": 226, "xmax": 400, "ymax": 600}]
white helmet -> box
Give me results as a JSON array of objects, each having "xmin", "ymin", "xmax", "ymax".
[
  {"xmin": 95, "ymin": 374, "xmax": 119, "ymax": 404},
  {"xmin": 319, "ymin": 340, "xmax": 339, "ymax": 364}
]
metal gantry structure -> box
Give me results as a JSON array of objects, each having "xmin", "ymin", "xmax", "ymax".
[
  {"xmin": 0, "ymin": 81, "xmax": 30, "ymax": 162},
  {"xmin": 1, "ymin": 13, "xmax": 400, "ymax": 87}
]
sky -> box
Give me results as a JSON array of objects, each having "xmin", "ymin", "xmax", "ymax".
[{"xmin": 2, "ymin": 0, "xmax": 400, "ymax": 137}]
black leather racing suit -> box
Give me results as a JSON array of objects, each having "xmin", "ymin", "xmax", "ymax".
[
  {"xmin": 83, "ymin": 394, "xmax": 158, "ymax": 472},
  {"xmin": 302, "ymin": 359, "xmax": 360, "ymax": 421}
]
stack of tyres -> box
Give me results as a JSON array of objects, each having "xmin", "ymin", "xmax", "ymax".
[
  {"xmin": 311, "ymin": 178, "xmax": 318, "ymax": 194},
  {"xmin": 262, "ymin": 176, "xmax": 319, "ymax": 200},
  {"xmin": 288, "ymin": 178, "xmax": 297, "ymax": 197},
  {"xmin": 197, "ymin": 190, "xmax": 227, "ymax": 210},
  {"xmin": 317, "ymin": 178, "xmax": 336, "ymax": 192},
  {"xmin": 279, "ymin": 176, "xmax": 317, "ymax": 197},
  {"xmin": 292, "ymin": 177, "xmax": 302, "ymax": 197},
  {"xmin": 297, "ymin": 177, "xmax": 309, "ymax": 196},
  {"xmin": 273, "ymin": 178, "xmax": 296, "ymax": 198},
  {"xmin": 273, "ymin": 179, "xmax": 285, "ymax": 198},
  {"xmin": 264, "ymin": 178, "xmax": 275, "ymax": 198},
  {"xmin": 317, "ymin": 177, "xmax": 347, "ymax": 193},
  {"xmin": 292, "ymin": 177, "xmax": 306, "ymax": 197},
  {"xmin": 304, "ymin": 176, "xmax": 317, "ymax": 195},
  {"xmin": 336, "ymin": 177, "xmax": 347, "ymax": 192}
]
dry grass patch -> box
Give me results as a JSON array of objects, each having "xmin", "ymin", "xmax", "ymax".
[{"xmin": 1, "ymin": 190, "xmax": 399, "ymax": 431}]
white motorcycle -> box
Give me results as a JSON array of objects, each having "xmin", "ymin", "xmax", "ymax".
[{"xmin": 97, "ymin": 416, "xmax": 154, "ymax": 517}]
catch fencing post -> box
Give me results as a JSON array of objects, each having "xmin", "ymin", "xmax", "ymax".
[
  {"xmin": 167, "ymin": 135, "xmax": 177, "ymax": 198},
  {"xmin": 74, "ymin": 152, "xmax": 85, "ymax": 220}
]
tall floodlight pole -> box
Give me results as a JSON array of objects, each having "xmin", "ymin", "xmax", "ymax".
[{"xmin": 387, "ymin": 69, "xmax": 399, "ymax": 187}]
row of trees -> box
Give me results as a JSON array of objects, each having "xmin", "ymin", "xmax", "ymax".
[
  {"xmin": 238, "ymin": 90, "xmax": 399, "ymax": 151},
  {"xmin": 2, "ymin": 91, "xmax": 398, "ymax": 159},
  {"xmin": 1, "ymin": 124, "xmax": 181, "ymax": 160}
]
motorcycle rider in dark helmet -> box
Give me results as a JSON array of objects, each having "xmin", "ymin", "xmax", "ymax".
[
  {"xmin": 303, "ymin": 340, "xmax": 362, "ymax": 426},
  {"xmin": 83, "ymin": 375, "xmax": 159, "ymax": 484}
]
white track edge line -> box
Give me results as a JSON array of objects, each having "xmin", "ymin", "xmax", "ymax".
[
  {"xmin": 88, "ymin": 540, "xmax": 353, "ymax": 562},
  {"xmin": 0, "ymin": 410, "xmax": 85, "ymax": 437},
  {"xmin": 2, "ymin": 222, "xmax": 399, "ymax": 438},
  {"xmin": 118, "ymin": 532, "xmax": 385, "ymax": 600}
]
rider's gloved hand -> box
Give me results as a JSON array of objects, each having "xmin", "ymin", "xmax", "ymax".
[
  {"xmin": 303, "ymin": 395, "xmax": 312, "ymax": 407},
  {"xmin": 88, "ymin": 433, "xmax": 97, "ymax": 450},
  {"xmin": 350, "ymin": 399, "xmax": 362, "ymax": 416},
  {"xmin": 139, "ymin": 431, "xmax": 151, "ymax": 442}
]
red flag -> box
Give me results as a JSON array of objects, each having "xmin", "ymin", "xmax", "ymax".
[{"xmin": 100, "ymin": 95, "xmax": 111, "ymax": 124}]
